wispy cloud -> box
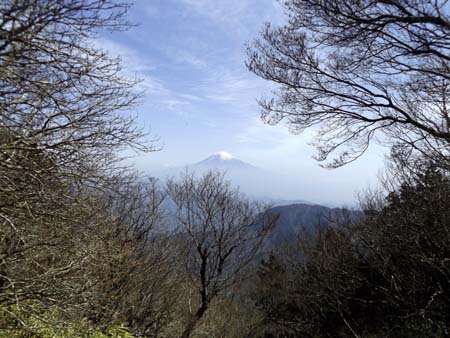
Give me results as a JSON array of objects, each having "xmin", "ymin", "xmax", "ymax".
[
  {"xmin": 94, "ymin": 38, "xmax": 155, "ymax": 74},
  {"xmin": 235, "ymin": 116, "xmax": 313, "ymax": 150},
  {"xmin": 192, "ymin": 68, "xmax": 272, "ymax": 113},
  {"xmin": 171, "ymin": 49, "xmax": 206, "ymax": 68},
  {"xmin": 93, "ymin": 38, "xmax": 166, "ymax": 94},
  {"xmin": 180, "ymin": 0, "xmax": 252, "ymax": 26},
  {"xmin": 93, "ymin": 37, "xmax": 201, "ymax": 116},
  {"xmin": 178, "ymin": 0, "xmax": 283, "ymax": 37},
  {"xmin": 131, "ymin": 0, "xmax": 280, "ymax": 114}
]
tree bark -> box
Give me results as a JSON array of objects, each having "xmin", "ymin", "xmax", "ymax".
[{"xmin": 179, "ymin": 304, "xmax": 208, "ymax": 338}]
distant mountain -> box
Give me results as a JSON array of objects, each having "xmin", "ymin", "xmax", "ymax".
[
  {"xmin": 266, "ymin": 203, "xmax": 361, "ymax": 246},
  {"xmin": 150, "ymin": 151, "xmax": 335, "ymax": 206},
  {"xmin": 151, "ymin": 153, "xmax": 361, "ymax": 249},
  {"xmin": 190, "ymin": 153, "xmax": 296, "ymax": 199},
  {"xmin": 154, "ymin": 152, "xmax": 295, "ymax": 200},
  {"xmin": 264, "ymin": 198, "xmax": 313, "ymax": 207},
  {"xmin": 191, "ymin": 152, "xmax": 263, "ymax": 175},
  {"xmin": 194, "ymin": 152, "xmax": 258, "ymax": 171},
  {"xmin": 162, "ymin": 199, "xmax": 359, "ymax": 247}
]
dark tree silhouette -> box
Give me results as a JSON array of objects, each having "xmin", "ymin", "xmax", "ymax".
[{"xmin": 254, "ymin": 164, "xmax": 450, "ymax": 337}]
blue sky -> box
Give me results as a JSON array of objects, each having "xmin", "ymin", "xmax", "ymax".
[{"xmin": 97, "ymin": 0, "xmax": 386, "ymax": 205}]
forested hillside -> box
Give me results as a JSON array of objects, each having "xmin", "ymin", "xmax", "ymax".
[
  {"xmin": 266, "ymin": 203, "xmax": 359, "ymax": 245},
  {"xmin": 2, "ymin": 1, "xmax": 450, "ymax": 338}
]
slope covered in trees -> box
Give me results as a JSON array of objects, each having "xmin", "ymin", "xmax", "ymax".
[
  {"xmin": 254, "ymin": 165, "xmax": 450, "ymax": 337},
  {"xmin": 2, "ymin": 1, "xmax": 450, "ymax": 338}
]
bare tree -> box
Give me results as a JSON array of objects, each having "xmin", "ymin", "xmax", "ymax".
[
  {"xmin": 166, "ymin": 171, "xmax": 277, "ymax": 338},
  {"xmin": 79, "ymin": 176, "xmax": 180, "ymax": 337},
  {"xmin": 0, "ymin": 0, "xmax": 157, "ymax": 331},
  {"xmin": 247, "ymin": 0, "xmax": 450, "ymax": 168},
  {"xmin": 0, "ymin": 0, "xmax": 155, "ymax": 193}
]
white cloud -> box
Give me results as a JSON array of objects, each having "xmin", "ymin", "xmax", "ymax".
[
  {"xmin": 93, "ymin": 37, "xmax": 202, "ymax": 117},
  {"xmin": 172, "ymin": 49, "xmax": 206, "ymax": 68},
  {"xmin": 195, "ymin": 68, "xmax": 272, "ymax": 113},
  {"xmin": 235, "ymin": 117, "xmax": 314, "ymax": 158},
  {"xmin": 93, "ymin": 38, "xmax": 155, "ymax": 74},
  {"xmin": 133, "ymin": 0, "xmax": 282, "ymax": 115},
  {"xmin": 93, "ymin": 37, "xmax": 168, "ymax": 95},
  {"xmin": 177, "ymin": 0, "xmax": 285, "ymax": 40},
  {"xmin": 179, "ymin": 93, "xmax": 203, "ymax": 101},
  {"xmin": 180, "ymin": 0, "xmax": 251, "ymax": 27}
]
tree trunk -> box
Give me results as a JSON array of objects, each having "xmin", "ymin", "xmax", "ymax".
[{"xmin": 179, "ymin": 304, "xmax": 208, "ymax": 338}]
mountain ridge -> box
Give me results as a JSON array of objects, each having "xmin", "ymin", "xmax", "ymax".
[
  {"xmin": 194, "ymin": 152, "xmax": 261, "ymax": 171},
  {"xmin": 266, "ymin": 202, "xmax": 360, "ymax": 245},
  {"xmin": 150, "ymin": 152, "xmax": 340, "ymax": 207}
]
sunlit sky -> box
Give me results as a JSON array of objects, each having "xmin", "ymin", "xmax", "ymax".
[{"xmin": 98, "ymin": 0, "xmax": 386, "ymax": 205}]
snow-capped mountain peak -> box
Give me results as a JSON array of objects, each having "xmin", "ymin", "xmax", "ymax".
[
  {"xmin": 196, "ymin": 152, "xmax": 256, "ymax": 169},
  {"xmin": 201, "ymin": 151, "xmax": 234, "ymax": 162},
  {"xmin": 215, "ymin": 151, "xmax": 233, "ymax": 160},
  {"xmin": 151, "ymin": 153, "xmax": 313, "ymax": 206}
]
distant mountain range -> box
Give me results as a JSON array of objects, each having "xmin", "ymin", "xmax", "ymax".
[
  {"xmin": 153, "ymin": 152, "xmax": 360, "ymax": 247},
  {"xmin": 153, "ymin": 151, "xmax": 317, "ymax": 205},
  {"xmin": 161, "ymin": 199, "xmax": 359, "ymax": 248}
]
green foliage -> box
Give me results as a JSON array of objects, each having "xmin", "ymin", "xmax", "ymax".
[{"xmin": 0, "ymin": 303, "xmax": 134, "ymax": 338}]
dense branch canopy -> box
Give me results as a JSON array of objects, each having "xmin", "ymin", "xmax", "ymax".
[
  {"xmin": 0, "ymin": 1, "xmax": 159, "ymax": 329},
  {"xmin": 247, "ymin": 0, "xmax": 450, "ymax": 167},
  {"xmin": 0, "ymin": 0, "xmax": 152, "ymax": 180}
]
